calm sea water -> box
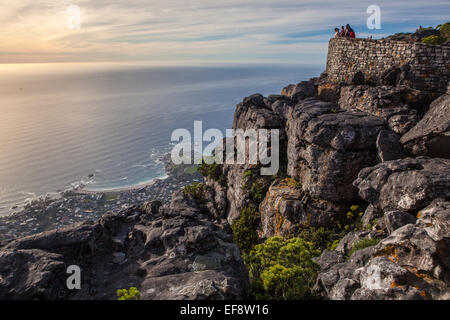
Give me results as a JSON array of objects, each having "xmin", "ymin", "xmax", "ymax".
[{"xmin": 0, "ymin": 63, "xmax": 322, "ymax": 216}]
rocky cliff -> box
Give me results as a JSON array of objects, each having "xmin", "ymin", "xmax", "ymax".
[
  {"xmin": 0, "ymin": 37, "xmax": 449, "ymax": 300},
  {"xmin": 203, "ymin": 36, "xmax": 450, "ymax": 300},
  {"xmin": 0, "ymin": 193, "xmax": 247, "ymax": 300}
]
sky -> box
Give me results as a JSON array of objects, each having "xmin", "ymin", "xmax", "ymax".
[{"xmin": 1, "ymin": 0, "xmax": 449, "ymax": 65}]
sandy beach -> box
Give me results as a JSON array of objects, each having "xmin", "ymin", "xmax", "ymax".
[{"xmin": 76, "ymin": 174, "xmax": 170, "ymax": 194}]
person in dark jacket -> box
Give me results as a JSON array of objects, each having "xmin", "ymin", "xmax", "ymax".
[{"xmin": 345, "ymin": 24, "xmax": 356, "ymax": 38}]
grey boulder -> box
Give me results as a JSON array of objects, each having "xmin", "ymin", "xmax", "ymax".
[
  {"xmin": 376, "ymin": 130, "xmax": 406, "ymax": 162},
  {"xmin": 281, "ymin": 79, "xmax": 317, "ymax": 103},
  {"xmin": 287, "ymin": 99, "xmax": 386, "ymax": 203},
  {"xmin": 401, "ymin": 94, "xmax": 450, "ymax": 159},
  {"xmin": 354, "ymin": 157, "xmax": 450, "ymax": 212},
  {"xmin": 339, "ymin": 85, "xmax": 419, "ymax": 135},
  {"xmin": 384, "ymin": 211, "xmax": 416, "ymax": 234}
]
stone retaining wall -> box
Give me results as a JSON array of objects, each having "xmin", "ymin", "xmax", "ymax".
[{"xmin": 326, "ymin": 38, "xmax": 450, "ymax": 93}]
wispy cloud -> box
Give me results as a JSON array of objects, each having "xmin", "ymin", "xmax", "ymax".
[{"xmin": 0, "ymin": 0, "xmax": 448, "ymax": 64}]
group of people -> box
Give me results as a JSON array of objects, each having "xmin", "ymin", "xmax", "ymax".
[{"xmin": 334, "ymin": 24, "xmax": 356, "ymax": 38}]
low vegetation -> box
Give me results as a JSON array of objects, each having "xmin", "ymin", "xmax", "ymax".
[
  {"xmin": 198, "ymin": 161, "xmax": 226, "ymax": 186},
  {"xmin": 241, "ymin": 170, "xmax": 270, "ymax": 206},
  {"xmin": 439, "ymin": 22, "xmax": 450, "ymax": 40},
  {"xmin": 183, "ymin": 182, "xmax": 205, "ymax": 203},
  {"xmin": 348, "ymin": 238, "xmax": 380, "ymax": 257},
  {"xmin": 297, "ymin": 226, "xmax": 341, "ymax": 251},
  {"xmin": 420, "ymin": 21, "xmax": 449, "ymax": 44},
  {"xmin": 245, "ymin": 237, "xmax": 320, "ymax": 300},
  {"xmin": 231, "ymin": 197, "xmax": 369, "ymax": 299},
  {"xmin": 337, "ymin": 204, "xmax": 365, "ymax": 233},
  {"xmin": 421, "ymin": 35, "xmax": 446, "ymax": 45},
  {"xmin": 117, "ymin": 287, "xmax": 140, "ymax": 300},
  {"xmin": 295, "ymin": 204, "xmax": 366, "ymax": 250},
  {"xmin": 231, "ymin": 206, "xmax": 260, "ymax": 254}
]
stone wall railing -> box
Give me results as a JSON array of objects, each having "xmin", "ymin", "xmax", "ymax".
[{"xmin": 326, "ymin": 38, "xmax": 450, "ymax": 93}]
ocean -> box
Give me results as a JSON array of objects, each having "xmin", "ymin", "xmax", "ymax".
[{"xmin": 0, "ymin": 63, "xmax": 322, "ymax": 216}]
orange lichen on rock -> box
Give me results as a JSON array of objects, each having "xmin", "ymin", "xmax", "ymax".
[
  {"xmin": 280, "ymin": 177, "xmax": 298, "ymax": 189},
  {"xmin": 415, "ymin": 272, "xmax": 425, "ymax": 278},
  {"xmin": 376, "ymin": 245, "xmax": 400, "ymax": 263}
]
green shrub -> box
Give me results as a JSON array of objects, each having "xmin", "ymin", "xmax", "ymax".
[
  {"xmin": 117, "ymin": 287, "xmax": 140, "ymax": 300},
  {"xmin": 183, "ymin": 182, "xmax": 205, "ymax": 203},
  {"xmin": 440, "ymin": 22, "xmax": 450, "ymax": 40},
  {"xmin": 297, "ymin": 226, "xmax": 339, "ymax": 251},
  {"xmin": 245, "ymin": 237, "xmax": 320, "ymax": 300},
  {"xmin": 293, "ymin": 204, "xmax": 368, "ymax": 254},
  {"xmin": 337, "ymin": 204, "xmax": 365, "ymax": 233},
  {"xmin": 241, "ymin": 170, "xmax": 270, "ymax": 206},
  {"xmin": 329, "ymin": 239, "xmax": 340, "ymax": 251},
  {"xmin": 231, "ymin": 206, "xmax": 260, "ymax": 254},
  {"xmin": 198, "ymin": 161, "xmax": 226, "ymax": 185},
  {"xmin": 348, "ymin": 238, "xmax": 380, "ymax": 257},
  {"xmin": 249, "ymin": 179, "xmax": 268, "ymax": 203},
  {"xmin": 293, "ymin": 204, "xmax": 367, "ymax": 253},
  {"xmin": 421, "ymin": 35, "xmax": 446, "ymax": 45}
]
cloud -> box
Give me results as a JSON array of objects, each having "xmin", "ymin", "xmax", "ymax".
[{"xmin": 0, "ymin": 0, "xmax": 448, "ymax": 64}]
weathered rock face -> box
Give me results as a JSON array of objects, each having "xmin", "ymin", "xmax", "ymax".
[
  {"xmin": 0, "ymin": 193, "xmax": 248, "ymax": 300},
  {"xmin": 384, "ymin": 211, "xmax": 416, "ymax": 234},
  {"xmin": 381, "ymin": 65, "xmax": 408, "ymax": 86},
  {"xmin": 287, "ymin": 98, "xmax": 386, "ymax": 203},
  {"xmin": 354, "ymin": 157, "xmax": 450, "ymax": 212},
  {"xmin": 351, "ymin": 71, "xmax": 365, "ymax": 85},
  {"xmin": 361, "ymin": 205, "xmax": 383, "ymax": 229},
  {"xmin": 258, "ymin": 179, "xmax": 303, "ymax": 239},
  {"xmin": 339, "ymin": 85, "xmax": 419, "ymax": 135},
  {"xmin": 221, "ymin": 93, "xmax": 290, "ymax": 223},
  {"xmin": 334, "ymin": 230, "xmax": 385, "ymax": 256},
  {"xmin": 317, "ymin": 82, "xmax": 342, "ymax": 103},
  {"xmin": 265, "ymin": 95, "xmax": 293, "ymax": 119},
  {"xmin": 232, "ymin": 94, "xmax": 284, "ymax": 130},
  {"xmin": 416, "ymin": 199, "xmax": 450, "ymax": 241},
  {"xmin": 203, "ymin": 178, "xmax": 228, "ymax": 218},
  {"xmin": 314, "ymin": 150, "xmax": 450, "ymax": 300},
  {"xmin": 258, "ymin": 179, "xmax": 341, "ymax": 238},
  {"xmin": 376, "ymin": 130, "xmax": 406, "ymax": 162},
  {"xmin": 315, "ymin": 200, "xmax": 450, "ymax": 300},
  {"xmin": 400, "ymin": 94, "xmax": 450, "ymax": 158},
  {"xmin": 222, "ymin": 164, "xmax": 251, "ymax": 224},
  {"xmin": 281, "ymin": 79, "xmax": 318, "ymax": 104},
  {"xmin": 400, "ymin": 88, "xmax": 441, "ymax": 117}
]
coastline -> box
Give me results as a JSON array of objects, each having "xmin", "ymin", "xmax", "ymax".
[
  {"xmin": 77, "ymin": 174, "xmax": 169, "ymax": 194},
  {"xmin": 0, "ymin": 154, "xmax": 202, "ymax": 241}
]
